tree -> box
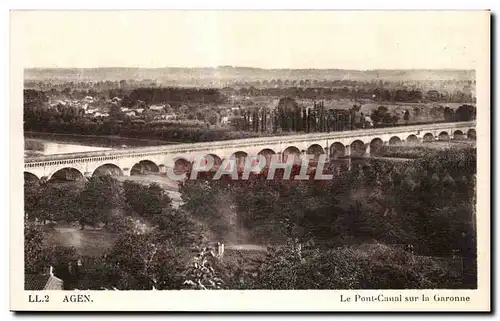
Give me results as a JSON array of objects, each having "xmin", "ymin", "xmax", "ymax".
[
  {"xmin": 430, "ymin": 107, "xmax": 443, "ymax": 120},
  {"xmin": 277, "ymin": 97, "xmax": 299, "ymax": 132},
  {"xmin": 403, "ymin": 110, "xmax": 410, "ymax": 123},
  {"xmin": 98, "ymin": 231, "xmax": 187, "ymax": 290},
  {"xmin": 25, "ymin": 184, "xmax": 81, "ymax": 224},
  {"xmin": 79, "ymin": 176, "xmax": 124, "ymax": 229},
  {"xmin": 257, "ymin": 240, "xmax": 308, "ymax": 289},
  {"xmin": 123, "ymin": 181, "xmax": 172, "ymax": 220},
  {"xmin": 455, "ymin": 105, "xmax": 476, "ymax": 121},
  {"xmin": 370, "ymin": 106, "xmax": 388, "ymax": 126},
  {"xmin": 24, "ymin": 222, "xmax": 50, "ymax": 274},
  {"xmin": 182, "ymin": 247, "xmax": 225, "ymax": 289},
  {"xmin": 76, "ymin": 256, "xmax": 115, "ymax": 290},
  {"xmin": 24, "ymin": 182, "xmax": 41, "ymax": 221},
  {"xmin": 426, "ymin": 90, "xmax": 440, "ymax": 102},
  {"xmin": 155, "ymin": 208, "xmax": 205, "ymax": 247},
  {"xmin": 382, "ymin": 112, "xmax": 397, "ymax": 125},
  {"xmin": 443, "ymin": 107, "xmax": 455, "ymax": 122}
]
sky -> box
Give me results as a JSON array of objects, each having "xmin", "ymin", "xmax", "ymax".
[{"xmin": 12, "ymin": 10, "xmax": 489, "ymax": 70}]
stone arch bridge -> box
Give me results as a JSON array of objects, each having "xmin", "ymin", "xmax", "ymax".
[{"xmin": 24, "ymin": 121, "xmax": 476, "ymax": 183}]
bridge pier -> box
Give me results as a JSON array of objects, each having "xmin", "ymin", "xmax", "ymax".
[
  {"xmin": 323, "ymin": 146, "xmax": 330, "ymax": 162},
  {"xmin": 122, "ymin": 168, "xmax": 131, "ymax": 176},
  {"xmin": 277, "ymin": 152, "xmax": 283, "ymax": 163},
  {"xmin": 365, "ymin": 144, "xmax": 371, "ymax": 157},
  {"xmin": 84, "ymin": 172, "xmax": 93, "ymax": 180},
  {"xmin": 345, "ymin": 145, "xmax": 352, "ymax": 171}
]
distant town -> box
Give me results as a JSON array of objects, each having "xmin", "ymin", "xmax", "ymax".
[{"xmin": 24, "ymin": 68, "xmax": 476, "ymax": 145}]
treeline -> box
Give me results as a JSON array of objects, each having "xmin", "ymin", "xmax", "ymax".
[
  {"xmin": 24, "ymin": 87, "xmax": 227, "ymax": 106},
  {"xmin": 25, "ymin": 79, "xmax": 159, "ymax": 92},
  {"xmin": 227, "ymin": 86, "xmax": 475, "ymax": 103},
  {"xmin": 234, "ymin": 99, "xmax": 358, "ymax": 133},
  {"xmin": 23, "ymin": 119, "xmax": 266, "ymax": 143},
  {"xmin": 236, "ymin": 98, "xmax": 476, "ymax": 134},
  {"xmin": 25, "ymin": 78, "xmax": 475, "ymax": 104},
  {"xmin": 117, "ymin": 87, "xmax": 227, "ymax": 106}
]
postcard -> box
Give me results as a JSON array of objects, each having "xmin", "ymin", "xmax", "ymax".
[{"xmin": 10, "ymin": 10, "xmax": 490, "ymax": 312}]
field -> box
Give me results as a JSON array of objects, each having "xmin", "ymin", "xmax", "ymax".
[{"xmin": 44, "ymin": 225, "xmax": 120, "ymax": 257}]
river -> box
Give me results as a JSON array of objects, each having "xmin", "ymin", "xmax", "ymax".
[{"xmin": 24, "ymin": 132, "xmax": 177, "ymax": 157}]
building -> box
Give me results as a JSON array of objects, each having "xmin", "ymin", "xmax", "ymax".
[
  {"xmin": 83, "ymin": 96, "xmax": 94, "ymax": 103},
  {"xmin": 94, "ymin": 112, "xmax": 109, "ymax": 118},
  {"xmin": 25, "ymin": 266, "xmax": 64, "ymax": 290},
  {"xmin": 149, "ymin": 104, "xmax": 165, "ymax": 112}
]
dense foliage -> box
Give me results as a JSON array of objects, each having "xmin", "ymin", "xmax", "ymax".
[
  {"xmin": 24, "ymin": 146, "xmax": 477, "ymax": 289},
  {"xmin": 25, "ymin": 78, "xmax": 475, "ymax": 104},
  {"xmin": 23, "ymin": 84, "xmax": 476, "ymax": 143}
]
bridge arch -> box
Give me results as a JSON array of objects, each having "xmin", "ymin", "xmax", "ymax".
[
  {"xmin": 257, "ymin": 148, "xmax": 276, "ymax": 165},
  {"xmin": 388, "ymin": 136, "xmax": 402, "ymax": 145},
  {"xmin": 330, "ymin": 142, "xmax": 345, "ymax": 159},
  {"xmin": 173, "ymin": 157, "xmax": 192, "ymax": 174},
  {"xmin": 350, "ymin": 140, "xmax": 366, "ymax": 158},
  {"xmin": 282, "ymin": 146, "xmax": 301, "ymax": 163},
  {"xmin": 229, "ymin": 151, "xmax": 248, "ymax": 169},
  {"xmin": 131, "ymin": 160, "xmax": 160, "ymax": 175},
  {"xmin": 453, "ymin": 130, "xmax": 465, "ymax": 140},
  {"xmin": 306, "ymin": 144, "xmax": 325, "ymax": 164},
  {"xmin": 198, "ymin": 153, "xmax": 223, "ymax": 171},
  {"xmin": 93, "ymin": 163, "xmax": 123, "ymax": 177},
  {"xmin": 423, "ymin": 133, "xmax": 435, "ymax": 143},
  {"xmin": 307, "ymin": 144, "xmax": 325, "ymax": 158},
  {"xmin": 24, "ymin": 172, "xmax": 40, "ymax": 186},
  {"xmin": 406, "ymin": 134, "xmax": 419, "ymax": 144},
  {"xmin": 48, "ymin": 167, "xmax": 84, "ymax": 182},
  {"xmin": 258, "ymin": 148, "xmax": 276, "ymax": 156},
  {"xmin": 438, "ymin": 131, "xmax": 450, "ymax": 141},
  {"xmin": 467, "ymin": 129, "xmax": 476, "ymax": 140},
  {"xmin": 369, "ymin": 138, "xmax": 384, "ymax": 156}
]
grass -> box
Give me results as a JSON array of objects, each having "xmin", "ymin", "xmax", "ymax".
[{"xmin": 44, "ymin": 226, "xmax": 120, "ymax": 257}]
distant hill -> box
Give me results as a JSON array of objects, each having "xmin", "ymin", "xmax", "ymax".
[{"xmin": 24, "ymin": 67, "xmax": 475, "ymax": 83}]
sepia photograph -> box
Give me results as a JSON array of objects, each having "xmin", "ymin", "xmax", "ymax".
[{"xmin": 10, "ymin": 9, "xmax": 490, "ymax": 311}]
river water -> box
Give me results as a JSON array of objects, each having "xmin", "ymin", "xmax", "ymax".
[{"xmin": 24, "ymin": 132, "xmax": 176, "ymax": 157}]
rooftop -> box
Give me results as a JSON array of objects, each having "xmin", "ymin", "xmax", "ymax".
[{"xmin": 25, "ymin": 273, "xmax": 63, "ymax": 290}]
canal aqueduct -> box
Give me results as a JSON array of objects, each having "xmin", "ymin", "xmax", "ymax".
[{"xmin": 24, "ymin": 121, "xmax": 476, "ymax": 183}]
